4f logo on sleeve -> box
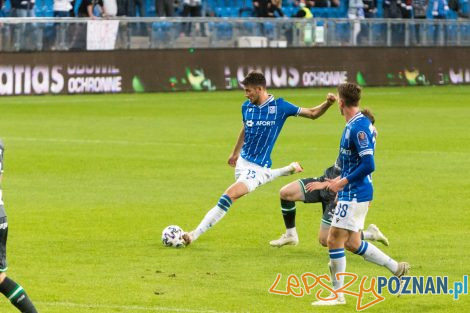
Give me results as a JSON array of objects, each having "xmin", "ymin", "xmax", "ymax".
[
  {"xmin": 357, "ymin": 131, "xmax": 369, "ymax": 148},
  {"xmin": 269, "ymin": 106, "xmax": 276, "ymax": 114}
]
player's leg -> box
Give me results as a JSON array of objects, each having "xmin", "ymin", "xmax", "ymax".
[
  {"xmin": 0, "ymin": 217, "xmax": 37, "ymax": 313},
  {"xmin": 270, "ymin": 162, "xmax": 303, "ymax": 180},
  {"xmin": 312, "ymin": 225, "xmax": 348, "ymax": 306},
  {"xmin": 269, "ymin": 180, "xmax": 304, "ymax": 247},
  {"xmin": 185, "ymin": 181, "xmax": 249, "ymax": 244},
  {"xmin": 318, "ymin": 222, "xmax": 330, "ymax": 247},
  {"xmin": 337, "ymin": 202, "xmax": 409, "ymax": 280}
]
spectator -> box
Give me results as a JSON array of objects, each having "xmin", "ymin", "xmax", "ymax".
[
  {"xmin": 294, "ymin": 0, "xmax": 313, "ymax": 17},
  {"xmin": 363, "ymin": 0, "xmax": 377, "ymax": 17},
  {"xmin": 357, "ymin": 0, "xmax": 376, "ymax": 44},
  {"xmin": 78, "ymin": 0, "xmax": 107, "ymax": 17},
  {"xmin": 182, "ymin": 0, "xmax": 202, "ymax": 35},
  {"xmin": 54, "ymin": 0, "xmax": 72, "ymax": 16},
  {"xmin": 431, "ymin": 0, "xmax": 449, "ymax": 44},
  {"xmin": 10, "ymin": 0, "xmax": 35, "ymax": 17},
  {"xmin": 116, "ymin": 0, "xmax": 128, "ymax": 15},
  {"xmin": 268, "ymin": 0, "xmax": 284, "ymax": 17},
  {"xmin": 128, "ymin": 0, "xmax": 145, "ymax": 17},
  {"xmin": 10, "ymin": 0, "xmax": 38, "ymax": 51},
  {"xmin": 383, "ymin": 0, "xmax": 404, "ymax": 45},
  {"xmin": 156, "ymin": 0, "xmax": 174, "ymax": 16},
  {"xmin": 104, "ymin": 0, "xmax": 117, "ymax": 16},
  {"xmin": 52, "ymin": 0, "xmax": 72, "ymax": 50},
  {"xmin": 432, "ymin": 0, "xmax": 449, "ymax": 18},
  {"xmin": 412, "ymin": 0, "xmax": 428, "ymax": 45},
  {"xmin": 253, "ymin": 0, "xmax": 270, "ymax": 17},
  {"xmin": 348, "ymin": 0, "xmax": 365, "ymax": 45}
]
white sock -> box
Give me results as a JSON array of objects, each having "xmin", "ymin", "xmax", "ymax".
[
  {"xmin": 329, "ymin": 249, "xmax": 346, "ymax": 291},
  {"xmin": 286, "ymin": 227, "xmax": 297, "ymax": 237},
  {"xmin": 271, "ymin": 164, "xmax": 294, "ymax": 179},
  {"xmin": 356, "ymin": 241, "xmax": 398, "ymax": 273},
  {"xmin": 192, "ymin": 206, "xmax": 227, "ymax": 241}
]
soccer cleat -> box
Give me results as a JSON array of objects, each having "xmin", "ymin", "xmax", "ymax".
[
  {"xmin": 367, "ymin": 224, "xmax": 389, "ymax": 246},
  {"xmin": 288, "ymin": 162, "xmax": 303, "ymax": 175},
  {"xmin": 182, "ymin": 231, "xmax": 193, "ymax": 246},
  {"xmin": 394, "ymin": 262, "xmax": 411, "ymax": 297},
  {"xmin": 269, "ymin": 233, "xmax": 299, "ymax": 247},
  {"xmin": 312, "ymin": 293, "xmax": 346, "ymax": 306},
  {"xmin": 394, "ymin": 262, "xmax": 411, "ymax": 278}
]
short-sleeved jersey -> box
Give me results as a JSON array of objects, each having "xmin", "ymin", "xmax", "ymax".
[
  {"xmin": 240, "ymin": 95, "xmax": 300, "ymax": 168},
  {"xmin": 337, "ymin": 112, "xmax": 376, "ymax": 202}
]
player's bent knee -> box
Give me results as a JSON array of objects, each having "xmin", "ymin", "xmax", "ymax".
[
  {"xmin": 319, "ymin": 237, "xmax": 328, "ymax": 247},
  {"xmin": 279, "ymin": 185, "xmax": 297, "ymax": 201}
]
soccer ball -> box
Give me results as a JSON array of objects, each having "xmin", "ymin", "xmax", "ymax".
[{"xmin": 161, "ymin": 225, "xmax": 185, "ymax": 248}]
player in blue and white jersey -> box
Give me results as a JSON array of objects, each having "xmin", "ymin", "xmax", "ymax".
[
  {"xmin": 269, "ymin": 109, "xmax": 389, "ymax": 249},
  {"xmin": 183, "ymin": 71, "xmax": 337, "ymax": 245},
  {"xmin": 312, "ymin": 83, "xmax": 410, "ymax": 306},
  {"xmin": 0, "ymin": 141, "xmax": 38, "ymax": 313}
]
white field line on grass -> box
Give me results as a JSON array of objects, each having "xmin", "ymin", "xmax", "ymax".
[{"xmin": 36, "ymin": 301, "xmax": 240, "ymax": 313}]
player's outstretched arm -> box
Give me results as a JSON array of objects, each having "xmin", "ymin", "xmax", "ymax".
[
  {"xmin": 228, "ymin": 126, "xmax": 245, "ymax": 167},
  {"xmin": 298, "ymin": 93, "xmax": 337, "ymax": 120}
]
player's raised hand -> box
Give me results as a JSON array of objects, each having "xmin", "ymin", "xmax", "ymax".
[
  {"xmin": 227, "ymin": 153, "xmax": 239, "ymax": 167},
  {"xmin": 326, "ymin": 93, "xmax": 337, "ymax": 105}
]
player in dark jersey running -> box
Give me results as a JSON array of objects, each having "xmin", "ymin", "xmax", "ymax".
[
  {"xmin": 0, "ymin": 141, "xmax": 38, "ymax": 313},
  {"xmin": 270, "ymin": 109, "xmax": 389, "ymax": 248}
]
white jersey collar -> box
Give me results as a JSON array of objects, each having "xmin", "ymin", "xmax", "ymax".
[
  {"xmin": 254, "ymin": 94, "xmax": 274, "ymax": 109},
  {"xmin": 347, "ymin": 111, "xmax": 363, "ymax": 126}
]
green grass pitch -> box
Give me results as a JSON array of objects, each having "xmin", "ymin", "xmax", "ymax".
[{"xmin": 0, "ymin": 86, "xmax": 469, "ymax": 312}]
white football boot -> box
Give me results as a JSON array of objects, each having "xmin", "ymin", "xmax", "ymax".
[
  {"xmin": 269, "ymin": 233, "xmax": 299, "ymax": 247},
  {"xmin": 366, "ymin": 224, "xmax": 389, "ymax": 246},
  {"xmin": 395, "ymin": 262, "xmax": 411, "ymax": 297},
  {"xmin": 288, "ymin": 162, "xmax": 303, "ymax": 175}
]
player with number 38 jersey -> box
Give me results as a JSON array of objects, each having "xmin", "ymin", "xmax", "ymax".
[{"xmin": 337, "ymin": 111, "xmax": 377, "ymax": 202}]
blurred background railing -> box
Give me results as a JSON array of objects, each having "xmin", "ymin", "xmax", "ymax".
[{"xmin": 0, "ymin": 17, "xmax": 470, "ymax": 51}]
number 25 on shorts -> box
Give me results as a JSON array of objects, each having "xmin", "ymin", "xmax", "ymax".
[{"xmin": 245, "ymin": 169, "xmax": 256, "ymax": 179}]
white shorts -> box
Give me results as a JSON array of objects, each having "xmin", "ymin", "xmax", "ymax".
[
  {"xmin": 330, "ymin": 200, "xmax": 369, "ymax": 232},
  {"xmin": 235, "ymin": 157, "xmax": 273, "ymax": 193}
]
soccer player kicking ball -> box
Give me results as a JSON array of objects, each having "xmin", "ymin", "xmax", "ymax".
[
  {"xmin": 270, "ymin": 109, "xmax": 389, "ymax": 249},
  {"xmin": 311, "ymin": 83, "xmax": 410, "ymax": 306},
  {"xmin": 0, "ymin": 141, "xmax": 38, "ymax": 313},
  {"xmin": 183, "ymin": 71, "xmax": 336, "ymax": 245}
]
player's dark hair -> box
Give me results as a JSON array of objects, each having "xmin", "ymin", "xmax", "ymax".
[
  {"xmin": 361, "ymin": 108, "xmax": 375, "ymax": 125},
  {"xmin": 241, "ymin": 71, "xmax": 266, "ymax": 88},
  {"xmin": 337, "ymin": 83, "xmax": 361, "ymax": 107}
]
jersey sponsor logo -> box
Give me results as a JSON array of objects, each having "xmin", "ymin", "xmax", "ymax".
[
  {"xmin": 269, "ymin": 106, "xmax": 276, "ymax": 114},
  {"xmin": 246, "ymin": 120, "xmax": 254, "ymax": 127},
  {"xmin": 340, "ymin": 147, "xmax": 352, "ymax": 155},
  {"xmin": 357, "ymin": 131, "xmax": 369, "ymax": 148},
  {"xmin": 256, "ymin": 120, "xmax": 276, "ymax": 126}
]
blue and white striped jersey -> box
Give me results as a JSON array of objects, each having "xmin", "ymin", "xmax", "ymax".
[
  {"xmin": 337, "ymin": 112, "xmax": 376, "ymax": 202},
  {"xmin": 240, "ymin": 95, "xmax": 300, "ymax": 168}
]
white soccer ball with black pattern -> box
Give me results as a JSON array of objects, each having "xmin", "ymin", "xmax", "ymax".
[{"xmin": 161, "ymin": 225, "xmax": 185, "ymax": 248}]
